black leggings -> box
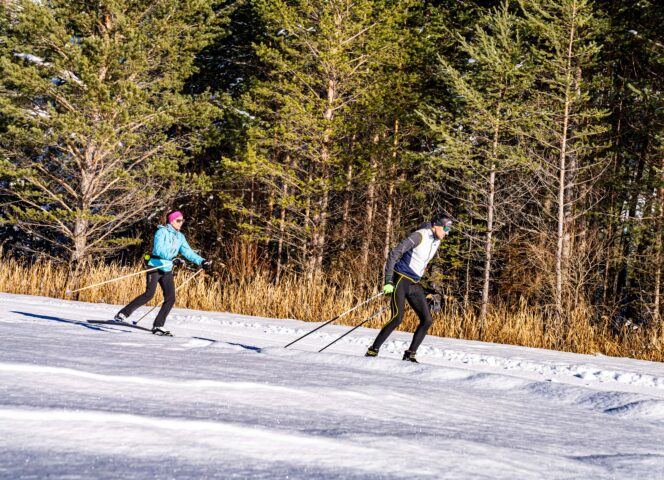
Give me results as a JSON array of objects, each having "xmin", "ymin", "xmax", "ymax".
[
  {"xmin": 371, "ymin": 273, "xmax": 433, "ymax": 352},
  {"xmin": 118, "ymin": 270, "xmax": 175, "ymax": 328}
]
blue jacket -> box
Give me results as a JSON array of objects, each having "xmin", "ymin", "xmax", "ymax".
[{"xmin": 147, "ymin": 224, "xmax": 205, "ymax": 272}]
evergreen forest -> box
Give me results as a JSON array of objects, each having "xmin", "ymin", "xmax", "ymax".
[{"xmin": 1, "ymin": 0, "xmax": 663, "ymax": 358}]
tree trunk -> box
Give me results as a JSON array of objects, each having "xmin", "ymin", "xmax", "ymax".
[
  {"xmin": 480, "ymin": 103, "xmax": 502, "ymax": 326},
  {"xmin": 602, "ymin": 96, "xmax": 624, "ymax": 307},
  {"xmin": 464, "ymin": 238, "xmax": 473, "ymax": 312},
  {"xmin": 314, "ymin": 179, "xmax": 330, "ymax": 273},
  {"xmin": 555, "ymin": 114, "xmax": 568, "ymax": 320},
  {"xmin": 555, "ymin": 0, "xmax": 578, "ymax": 321},
  {"xmin": 651, "ymin": 155, "xmax": 664, "ymax": 323},
  {"xmin": 311, "ymin": 75, "xmax": 336, "ymax": 276},
  {"xmin": 654, "ymin": 220, "xmax": 663, "ymax": 324},
  {"xmin": 72, "ymin": 145, "xmax": 94, "ymax": 264},
  {"xmin": 618, "ymin": 138, "xmax": 648, "ymax": 301},
  {"xmin": 69, "ymin": 216, "xmax": 89, "ymax": 301},
  {"xmin": 72, "ymin": 217, "xmax": 89, "ymax": 264},
  {"xmin": 266, "ymin": 187, "xmax": 275, "ymax": 250},
  {"xmin": 383, "ymin": 119, "xmax": 399, "ymax": 266},
  {"xmin": 481, "ymin": 162, "xmax": 496, "ymax": 326},
  {"xmin": 361, "ymin": 134, "xmax": 380, "ymax": 270},
  {"xmin": 340, "ymin": 161, "xmax": 353, "ymax": 251},
  {"xmin": 276, "ymin": 155, "xmax": 291, "ymax": 282},
  {"xmin": 303, "ymin": 174, "xmax": 312, "ymax": 277},
  {"xmin": 70, "ymin": 149, "xmax": 93, "ymax": 299},
  {"xmin": 393, "ymin": 171, "xmax": 406, "ymax": 243}
]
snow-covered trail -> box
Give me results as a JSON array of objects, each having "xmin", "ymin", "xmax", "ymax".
[{"xmin": 1, "ymin": 292, "xmax": 663, "ymax": 479}]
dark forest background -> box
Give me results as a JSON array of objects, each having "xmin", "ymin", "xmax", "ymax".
[{"xmin": 1, "ymin": 0, "xmax": 663, "ymax": 338}]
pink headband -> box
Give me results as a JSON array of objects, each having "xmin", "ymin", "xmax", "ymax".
[{"xmin": 167, "ymin": 211, "xmax": 183, "ymax": 224}]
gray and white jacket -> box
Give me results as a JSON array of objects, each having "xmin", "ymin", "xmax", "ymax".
[{"xmin": 384, "ymin": 222, "xmax": 441, "ymax": 284}]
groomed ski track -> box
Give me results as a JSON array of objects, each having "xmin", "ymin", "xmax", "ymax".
[{"xmin": 1, "ymin": 292, "xmax": 663, "ymax": 479}]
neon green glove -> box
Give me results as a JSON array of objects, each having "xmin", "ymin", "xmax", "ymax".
[{"xmin": 383, "ymin": 283, "xmax": 395, "ymax": 295}]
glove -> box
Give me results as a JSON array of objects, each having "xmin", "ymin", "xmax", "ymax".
[
  {"xmin": 426, "ymin": 293, "xmax": 442, "ymax": 313},
  {"xmin": 383, "ymin": 283, "xmax": 395, "ymax": 295},
  {"xmin": 172, "ymin": 258, "xmax": 185, "ymax": 267},
  {"xmin": 202, "ymin": 260, "xmax": 212, "ymax": 271}
]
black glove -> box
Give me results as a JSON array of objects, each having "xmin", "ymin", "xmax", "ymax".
[
  {"xmin": 172, "ymin": 258, "xmax": 185, "ymax": 267},
  {"xmin": 202, "ymin": 260, "xmax": 212, "ymax": 271},
  {"xmin": 426, "ymin": 293, "xmax": 442, "ymax": 314}
]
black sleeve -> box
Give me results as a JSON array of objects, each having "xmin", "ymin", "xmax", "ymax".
[{"xmin": 384, "ymin": 231, "xmax": 422, "ymax": 285}]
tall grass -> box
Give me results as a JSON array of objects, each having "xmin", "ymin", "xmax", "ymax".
[{"xmin": 1, "ymin": 255, "xmax": 661, "ymax": 362}]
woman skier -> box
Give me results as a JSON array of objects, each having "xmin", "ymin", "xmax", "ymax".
[
  {"xmin": 366, "ymin": 215, "xmax": 452, "ymax": 362},
  {"xmin": 114, "ymin": 210, "xmax": 211, "ymax": 335}
]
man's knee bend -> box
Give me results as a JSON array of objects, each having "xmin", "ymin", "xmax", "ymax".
[
  {"xmin": 393, "ymin": 316, "xmax": 406, "ymax": 328},
  {"xmin": 421, "ymin": 315, "xmax": 433, "ymax": 329},
  {"xmin": 163, "ymin": 297, "xmax": 176, "ymax": 308}
]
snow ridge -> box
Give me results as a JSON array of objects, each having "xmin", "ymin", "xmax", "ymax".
[{"xmin": 172, "ymin": 313, "xmax": 664, "ymax": 392}]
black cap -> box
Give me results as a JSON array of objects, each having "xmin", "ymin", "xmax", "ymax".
[{"xmin": 431, "ymin": 216, "xmax": 452, "ymax": 228}]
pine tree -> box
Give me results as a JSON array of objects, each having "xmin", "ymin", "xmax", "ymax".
[
  {"xmin": 0, "ymin": 0, "xmax": 223, "ymax": 269},
  {"xmin": 519, "ymin": 0, "xmax": 609, "ymax": 320},
  {"xmin": 592, "ymin": 0, "xmax": 664, "ymax": 324},
  {"xmin": 228, "ymin": 0, "xmax": 415, "ymax": 278},
  {"xmin": 423, "ymin": 1, "xmax": 535, "ymax": 324}
]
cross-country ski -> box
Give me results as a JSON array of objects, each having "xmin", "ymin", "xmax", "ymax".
[{"xmin": 86, "ymin": 319, "xmax": 164, "ymax": 334}]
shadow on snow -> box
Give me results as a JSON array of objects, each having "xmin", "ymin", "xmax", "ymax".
[
  {"xmin": 12, "ymin": 311, "xmax": 264, "ymax": 352},
  {"xmin": 12, "ymin": 311, "xmax": 121, "ymax": 333}
]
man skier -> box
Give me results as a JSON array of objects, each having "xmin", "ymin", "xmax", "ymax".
[{"xmin": 366, "ymin": 215, "xmax": 452, "ymax": 362}]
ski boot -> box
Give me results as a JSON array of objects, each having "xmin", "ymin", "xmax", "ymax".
[
  {"xmin": 152, "ymin": 327, "xmax": 172, "ymax": 337},
  {"xmin": 402, "ymin": 350, "xmax": 418, "ymax": 363},
  {"xmin": 113, "ymin": 312, "xmax": 128, "ymax": 323},
  {"xmin": 365, "ymin": 346, "xmax": 379, "ymax": 357}
]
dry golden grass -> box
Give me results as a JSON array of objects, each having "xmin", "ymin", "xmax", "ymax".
[{"xmin": 1, "ymin": 255, "xmax": 662, "ymax": 362}]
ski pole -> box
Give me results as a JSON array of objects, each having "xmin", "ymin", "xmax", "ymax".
[
  {"xmin": 318, "ymin": 305, "xmax": 389, "ymax": 353},
  {"xmin": 65, "ymin": 264, "xmax": 170, "ymax": 295},
  {"xmin": 284, "ymin": 293, "xmax": 383, "ymax": 348},
  {"xmin": 133, "ymin": 268, "xmax": 205, "ymax": 325}
]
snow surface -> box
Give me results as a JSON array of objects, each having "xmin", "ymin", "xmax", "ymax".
[{"xmin": 1, "ymin": 292, "xmax": 664, "ymax": 479}]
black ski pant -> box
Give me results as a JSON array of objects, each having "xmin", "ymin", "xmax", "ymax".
[
  {"xmin": 371, "ymin": 273, "xmax": 433, "ymax": 352},
  {"xmin": 118, "ymin": 270, "xmax": 175, "ymax": 328}
]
